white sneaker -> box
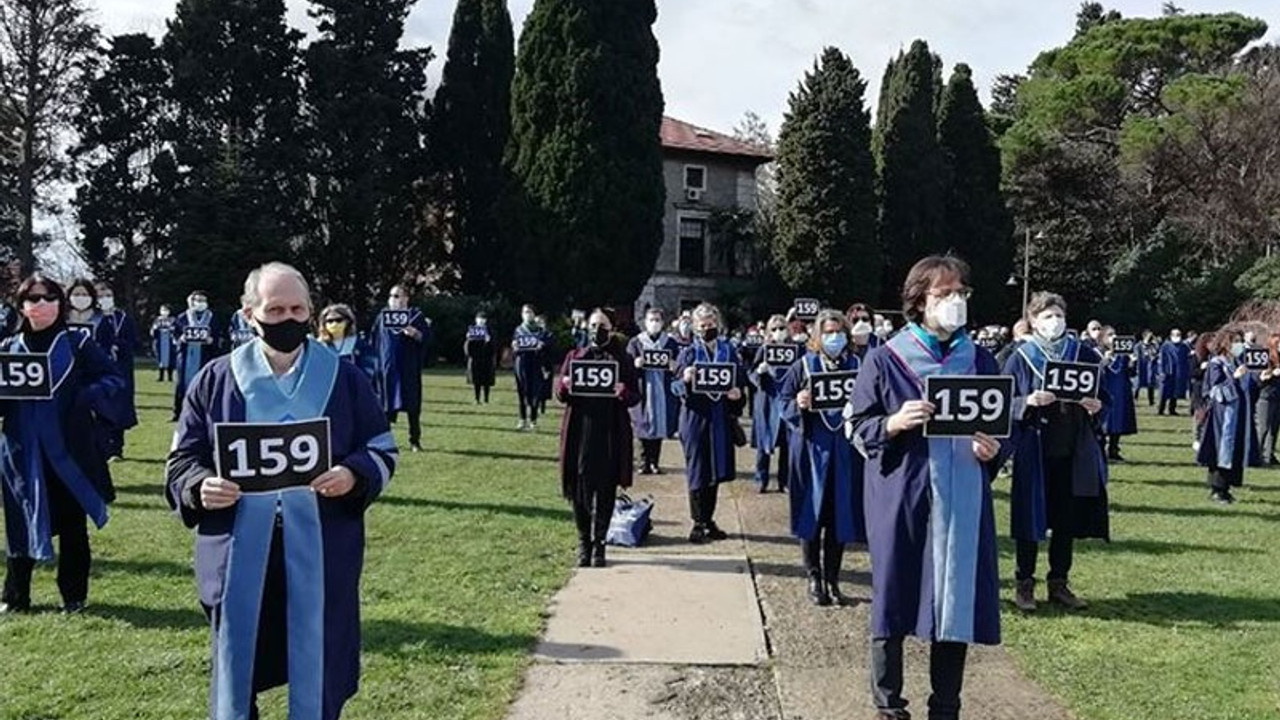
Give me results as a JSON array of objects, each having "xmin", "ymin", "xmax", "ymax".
[
  {"xmin": 529, "ymin": 421, "xmax": 537, "ymax": 432},
  {"xmin": 516, "ymin": 419, "xmax": 528, "ymax": 431}
]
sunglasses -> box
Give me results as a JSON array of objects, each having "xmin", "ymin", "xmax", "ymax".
[
  {"xmin": 23, "ymin": 294, "xmax": 58, "ymax": 303},
  {"xmin": 323, "ymin": 318, "xmax": 347, "ymax": 325}
]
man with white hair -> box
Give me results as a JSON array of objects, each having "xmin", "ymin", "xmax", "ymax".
[{"xmin": 166, "ymin": 262, "xmax": 397, "ymax": 720}]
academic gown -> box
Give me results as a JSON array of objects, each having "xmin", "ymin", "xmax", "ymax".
[
  {"xmin": 626, "ymin": 333, "xmax": 680, "ymax": 440},
  {"xmin": 166, "ymin": 339, "xmax": 397, "ymax": 720},
  {"xmin": 555, "ymin": 343, "xmax": 641, "ymax": 499},
  {"xmin": 227, "ymin": 313, "xmax": 256, "ymax": 350},
  {"xmin": 322, "ymin": 335, "xmax": 377, "ymax": 381},
  {"xmin": 779, "ymin": 350, "xmax": 865, "ymax": 543},
  {"xmin": 1196, "ymin": 356, "xmax": 1262, "ymax": 480},
  {"xmin": 748, "ymin": 344, "xmax": 801, "ymax": 451},
  {"xmin": 152, "ymin": 317, "xmax": 177, "ymax": 369},
  {"xmin": 672, "ymin": 339, "xmax": 747, "ymax": 490},
  {"xmin": 1136, "ymin": 342, "xmax": 1159, "ymax": 389},
  {"xmin": 512, "ymin": 324, "xmax": 550, "ymax": 399},
  {"xmin": 175, "ymin": 310, "xmax": 221, "ymax": 413},
  {"xmin": 372, "ymin": 309, "xmax": 430, "ymax": 415},
  {"xmin": 1, "ymin": 329, "xmax": 125, "ymax": 560},
  {"xmin": 103, "ymin": 310, "xmax": 139, "ymax": 430},
  {"xmin": 1101, "ymin": 354, "xmax": 1138, "ymax": 436},
  {"xmin": 1004, "ymin": 337, "xmax": 1110, "ymax": 542},
  {"xmin": 1159, "ymin": 341, "xmax": 1191, "ymax": 400},
  {"xmin": 847, "ymin": 327, "xmax": 1010, "ymax": 645},
  {"xmin": 464, "ymin": 325, "xmax": 496, "ymax": 389}
]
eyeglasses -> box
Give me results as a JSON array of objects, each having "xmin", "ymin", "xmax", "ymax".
[
  {"xmin": 22, "ymin": 294, "xmax": 58, "ymax": 303},
  {"xmin": 389, "ymin": 294, "xmax": 403, "ymax": 298},
  {"xmin": 852, "ymin": 316, "xmax": 871, "ymax": 323}
]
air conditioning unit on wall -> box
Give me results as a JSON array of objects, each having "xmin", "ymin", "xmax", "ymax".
[{"xmin": 685, "ymin": 188, "xmax": 703, "ymax": 202}]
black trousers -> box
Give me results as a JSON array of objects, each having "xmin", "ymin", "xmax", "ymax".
[
  {"xmin": 871, "ymin": 636, "xmax": 968, "ymax": 720},
  {"xmin": 801, "ymin": 475, "xmax": 843, "ymax": 582},
  {"xmin": 688, "ymin": 482, "xmax": 720, "ymax": 527},
  {"xmin": 1015, "ymin": 456, "xmax": 1075, "ymax": 581},
  {"xmin": 473, "ymin": 383, "xmax": 491, "ymax": 403},
  {"xmin": 158, "ymin": 367, "xmax": 174, "ymax": 381},
  {"xmin": 387, "ymin": 409, "xmax": 421, "ymax": 446},
  {"xmin": 573, "ymin": 483, "xmax": 618, "ymax": 544},
  {"xmin": 2, "ymin": 477, "xmax": 91, "ymax": 606},
  {"xmin": 640, "ymin": 439, "xmax": 663, "ymax": 468},
  {"xmin": 516, "ymin": 381, "xmax": 540, "ymax": 423},
  {"xmin": 1158, "ymin": 395, "xmax": 1179, "ymax": 414},
  {"xmin": 1106, "ymin": 434, "xmax": 1122, "ymax": 457}
]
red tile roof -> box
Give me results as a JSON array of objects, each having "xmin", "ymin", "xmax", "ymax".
[{"xmin": 660, "ymin": 116, "xmax": 773, "ymax": 162}]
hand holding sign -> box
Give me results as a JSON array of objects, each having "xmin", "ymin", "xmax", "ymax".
[
  {"xmin": 214, "ymin": 419, "xmax": 333, "ymax": 493},
  {"xmin": 888, "ymin": 399, "xmax": 935, "ymax": 436},
  {"xmin": 1243, "ymin": 348, "xmax": 1270, "ymax": 370},
  {"xmin": 568, "ymin": 360, "xmax": 619, "ymax": 397},
  {"xmin": 1042, "ymin": 360, "xmax": 1101, "ymax": 403},
  {"xmin": 923, "ymin": 376, "xmax": 1014, "ymax": 438},
  {"xmin": 311, "ymin": 466, "xmax": 356, "ymax": 498},
  {"xmin": 200, "ymin": 477, "xmax": 242, "ymax": 510},
  {"xmin": 973, "ymin": 432, "xmax": 1000, "ymax": 462}
]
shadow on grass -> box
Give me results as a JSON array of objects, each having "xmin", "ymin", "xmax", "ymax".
[
  {"xmin": 118, "ymin": 457, "xmax": 168, "ymax": 466},
  {"xmin": 1083, "ymin": 537, "xmax": 1262, "ymax": 556},
  {"xmin": 95, "ymin": 557, "xmax": 192, "ymax": 578},
  {"xmin": 114, "ymin": 483, "xmax": 168, "ymax": 496},
  {"xmin": 431, "ymin": 448, "xmax": 557, "ymax": 464},
  {"xmin": 111, "ymin": 500, "xmax": 166, "ymax": 512},
  {"xmin": 85, "ymin": 602, "xmax": 207, "ymax": 631},
  {"xmin": 1126, "ymin": 438, "xmax": 1194, "ymax": 448},
  {"xmin": 1113, "ymin": 459, "xmax": 1197, "ymax": 469},
  {"xmin": 1111, "ymin": 476, "xmax": 1205, "ymax": 489},
  {"xmin": 363, "ymin": 618, "xmax": 535, "ymax": 659},
  {"xmin": 425, "ymin": 421, "xmax": 526, "ymax": 435},
  {"xmin": 377, "ymin": 495, "xmax": 571, "ymax": 521},
  {"xmin": 1083, "ymin": 591, "xmax": 1280, "ymax": 628},
  {"xmin": 1110, "ymin": 501, "xmax": 1277, "ymax": 522}
]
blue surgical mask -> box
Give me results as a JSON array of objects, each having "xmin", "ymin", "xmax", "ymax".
[{"xmin": 821, "ymin": 332, "xmax": 848, "ymax": 357}]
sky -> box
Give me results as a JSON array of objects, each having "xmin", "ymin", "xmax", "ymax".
[{"xmin": 91, "ymin": 0, "xmax": 1280, "ymax": 140}]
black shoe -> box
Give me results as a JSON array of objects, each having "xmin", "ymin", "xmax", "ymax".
[
  {"xmin": 61, "ymin": 601, "xmax": 85, "ymax": 615},
  {"xmin": 825, "ymin": 578, "xmax": 848, "ymax": 605},
  {"xmin": 688, "ymin": 525, "xmax": 708, "ymax": 544},
  {"xmin": 705, "ymin": 522, "xmax": 729, "ymax": 541},
  {"xmin": 576, "ymin": 541, "xmax": 591, "ymax": 567},
  {"xmin": 1108, "ymin": 454, "xmax": 1125, "ymax": 463},
  {"xmin": 1209, "ymin": 490, "xmax": 1234, "ymax": 505},
  {"xmin": 807, "ymin": 575, "xmax": 831, "ymax": 606},
  {"xmin": 777, "ymin": 483, "xmax": 787, "ymax": 494},
  {"xmin": 640, "ymin": 463, "xmax": 656, "ymax": 475},
  {"xmin": 651, "ymin": 465, "xmax": 664, "ymax": 475},
  {"xmin": 757, "ymin": 482, "xmax": 769, "ymax": 494},
  {"xmin": 0, "ymin": 600, "xmax": 31, "ymax": 615},
  {"xmin": 592, "ymin": 543, "xmax": 606, "ymax": 568}
]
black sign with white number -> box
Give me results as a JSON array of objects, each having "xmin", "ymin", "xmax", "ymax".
[
  {"xmin": 691, "ymin": 362, "xmax": 736, "ymax": 395},
  {"xmin": 0, "ymin": 352, "xmax": 52, "ymax": 400},
  {"xmin": 568, "ymin": 360, "xmax": 619, "ymax": 397},
  {"xmin": 792, "ymin": 298, "xmax": 820, "ymax": 321},
  {"xmin": 1112, "ymin": 336, "xmax": 1136, "ymax": 354},
  {"xmin": 214, "ymin": 419, "xmax": 332, "ymax": 493},
  {"xmin": 924, "ymin": 375, "xmax": 1014, "ymax": 438},
  {"xmin": 1042, "ymin": 360, "xmax": 1102, "ymax": 402},
  {"xmin": 183, "ymin": 325, "xmax": 212, "ymax": 345},
  {"xmin": 744, "ymin": 334, "xmax": 764, "ymax": 348},
  {"xmin": 641, "ymin": 349, "xmax": 672, "ymax": 370},
  {"xmin": 764, "ymin": 343, "xmax": 800, "ymax": 367},
  {"xmin": 381, "ymin": 309, "xmax": 412, "ymax": 330},
  {"xmin": 67, "ymin": 323, "xmax": 94, "ymax": 339},
  {"xmin": 977, "ymin": 337, "xmax": 1000, "ymax": 351},
  {"xmin": 1243, "ymin": 348, "xmax": 1271, "ymax": 371},
  {"xmin": 809, "ymin": 370, "xmax": 858, "ymax": 411}
]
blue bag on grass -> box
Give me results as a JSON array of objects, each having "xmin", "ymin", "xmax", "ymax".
[{"xmin": 605, "ymin": 494, "xmax": 653, "ymax": 547}]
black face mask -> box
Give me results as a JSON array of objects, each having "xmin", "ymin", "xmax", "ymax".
[
  {"xmin": 698, "ymin": 327, "xmax": 719, "ymax": 342},
  {"xmin": 255, "ymin": 317, "xmax": 310, "ymax": 353},
  {"xmin": 591, "ymin": 327, "xmax": 611, "ymax": 347}
]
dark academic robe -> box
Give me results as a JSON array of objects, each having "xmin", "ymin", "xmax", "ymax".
[
  {"xmin": 1, "ymin": 329, "xmax": 124, "ymax": 560},
  {"xmin": 152, "ymin": 317, "xmax": 177, "ymax": 369},
  {"xmin": 1196, "ymin": 356, "xmax": 1262, "ymax": 480},
  {"xmin": 464, "ymin": 325, "xmax": 496, "ymax": 389},
  {"xmin": 1136, "ymin": 342, "xmax": 1159, "ymax": 389},
  {"xmin": 372, "ymin": 308, "xmax": 430, "ymax": 415},
  {"xmin": 174, "ymin": 310, "xmax": 221, "ymax": 414},
  {"xmin": 227, "ymin": 313, "xmax": 256, "ymax": 350},
  {"xmin": 103, "ymin": 310, "xmax": 139, "ymax": 430},
  {"xmin": 512, "ymin": 324, "xmax": 550, "ymax": 398},
  {"xmin": 166, "ymin": 339, "xmax": 397, "ymax": 720},
  {"xmin": 626, "ymin": 332, "xmax": 680, "ymax": 440},
  {"xmin": 555, "ymin": 343, "xmax": 641, "ymax": 499},
  {"xmin": 779, "ymin": 349, "xmax": 865, "ymax": 543},
  {"xmin": 1101, "ymin": 354, "xmax": 1137, "ymax": 436},
  {"xmin": 321, "ymin": 335, "xmax": 377, "ymax": 381},
  {"xmin": 1159, "ymin": 340, "xmax": 1191, "ymax": 399},
  {"xmin": 672, "ymin": 339, "xmax": 747, "ymax": 490},
  {"xmin": 748, "ymin": 343, "xmax": 801, "ymax": 451},
  {"xmin": 1004, "ymin": 337, "xmax": 1110, "ymax": 542},
  {"xmin": 848, "ymin": 326, "xmax": 1009, "ymax": 645}
]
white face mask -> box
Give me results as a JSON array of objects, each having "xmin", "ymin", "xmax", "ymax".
[
  {"xmin": 645, "ymin": 319, "xmax": 663, "ymax": 334},
  {"xmin": 191, "ymin": 300, "xmax": 208, "ymax": 313},
  {"xmin": 99, "ymin": 296, "xmax": 115, "ymax": 313},
  {"xmin": 70, "ymin": 295, "xmax": 93, "ymax": 311},
  {"xmin": 770, "ymin": 329, "xmax": 787, "ymax": 342},
  {"xmin": 850, "ymin": 320, "xmax": 872, "ymax": 338},
  {"xmin": 159, "ymin": 308, "xmax": 171, "ymax": 318},
  {"xmin": 1035, "ymin": 315, "xmax": 1066, "ymax": 341},
  {"xmin": 475, "ymin": 317, "xmax": 486, "ymax": 326},
  {"xmin": 1170, "ymin": 334, "xmax": 1182, "ymax": 343},
  {"xmin": 930, "ymin": 295, "xmax": 968, "ymax": 333},
  {"xmin": 522, "ymin": 312, "xmax": 535, "ymax": 324},
  {"xmin": 388, "ymin": 296, "xmax": 408, "ymax": 311}
]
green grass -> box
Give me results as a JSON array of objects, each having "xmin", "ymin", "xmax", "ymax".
[
  {"xmin": 0, "ymin": 369, "xmax": 575, "ymax": 720},
  {"xmin": 995, "ymin": 402, "xmax": 1280, "ymax": 720}
]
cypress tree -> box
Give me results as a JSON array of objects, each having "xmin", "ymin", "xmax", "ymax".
[
  {"xmin": 938, "ymin": 63, "xmax": 1014, "ymax": 324},
  {"xmin": 773, "ymin": 47, "xmax": 879, "ymax": 304},
  {"xmin": 507, "ymin": 0, "xmax": 665, "ymax": 309},
  {"xmin": 875, "ymin": 39, "xmax": 947, "ymax": 304},
  {"xmin": 431, "ymin": 0, "xmax": 514, "ymax": 295}
]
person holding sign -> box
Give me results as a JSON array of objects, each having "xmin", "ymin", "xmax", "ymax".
[
  {"xmin": 317, "ymin": 304, "xmax": 376, "ymax": 380},
  {"xmin": 1003, "ymin": 292, "xmax": 1108, "ymax": 613},
  {"xmin": 1135, "ymin": 330, "xmax": 1159, "ymax": 406},
  {"xmin": 464, "ymin": 311, "xmax": 496, "ymax": 405},
  {"xmin": 65, "ymin": 279, "xmax": 117, "ymax": 353},
  {"xmin": 96, "ymin": 282, "xmax": 139, "ymax": 460},
  {"xmin": 846, "ymin": 256, "xmax": 1011, "ymax": 720},
  {"xmin": 1197, "ymin": 329, "xmax": 1262, "ymax": 503},
  {"xmin": 556, "ymin": 310, "xmax": 640, "ymax": 567},
  {"xmin": 1099, "ymin": 326, "xmax": 1137, "ymax": 462},
  {"xmin": 1254, "ymin": 335, "xmax": 1280, "ymax": 466},
  {"xmin": 747, "ymin": 315, "xmax": 797, "ymax": 493},
  {"xmin": 151, "ymin": 304, "xmax": 177, "ymax": 382},
  {"xmin": 627, "ymin": 308, "xmax": 680, "ymax": 474},
  {"xmin": 512, "ymin": 305, "xmax": 550, "ymax": 431},
  {"xmin": 227, "ymin": 311, "xmax": 256, "ymax": 350},
  {"xmin": 166, "ymin": 262, "xmax": 397, "ymax": 720},
  {"xmin": 173, "ymin": 290, "xmax": 220, "ymax": 421},
  {"xmin": 1, "ymin": 274, "xmax": 125, "ymax": 614},
  {"xmin": 845, "ymin": 303, "xmax": 882, "ymax": 351},
  {"xmin": 779, "ymin": 309, "xmax": 864, "ymax": 606},
  {"xmin": 1158, "ymin": 329, "xmax": 1191, "ymax": 416},
  {"xmin": 373, "ymin": 285, "xmax": 430, "ymax": 452},
  {"xmin": 672, "ymin": 302, "xmax": 745, "ymax": 543}
]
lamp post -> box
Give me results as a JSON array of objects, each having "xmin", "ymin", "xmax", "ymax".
[{"xmin": 1007, "ymin": 229, "xmax": 1046, "ymax": 312}]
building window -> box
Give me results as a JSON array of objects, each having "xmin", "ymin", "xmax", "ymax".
[
  {"xmin": 678, "ymin": 217, "xmax": 707, "ymax": 275},
  {"xmin": 684, "ymin": 165, "xmax": 706, "ymax": 191}
]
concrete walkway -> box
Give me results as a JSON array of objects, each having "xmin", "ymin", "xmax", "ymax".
[{"xmin": 506, "ymin": 443, "xmax": 1074, "ymax": 720}]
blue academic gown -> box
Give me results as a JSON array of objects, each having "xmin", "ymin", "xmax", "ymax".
[
  {"xmin": 1159, "ymin": 340, "xmax": 1191, "ymax": 400},
  {"xmin": 166, "ymin": 339, "xmax": 397, "ymax": 720},
  {"xmin": 1101, "ymin": 354, "xmax": 1137, "ymax": 436},
  {"xmin": 174, "ymin": 310, "xmax": 221, "ymax": 414},
  {"xmin": 848, "ymin": 326, "xmax": 1009, "ymax": 645},
  {"xmin": 1136, "ymin": 342, "xmax": 1159, "ymax": 390},
  {"xmin": 322, "ymin": 335, "xmax": 377, "ymax": 381},
  {"xmin": 779, "ymin": 350, "xmax": 865, "ymax": 543},
  {"xmin": 1, "ymin": 329, "xmax": 124, "ymax": 560},
  {"xmin": 1196, "ymin": 355, "xmax": 1262, "ymax": 478},
  {"xmin": 626, "ymin": 332, "xmax": 680, "ymax": 440},
  {"xmin": 152, "ymin": 317, "xmax": 176, "ymax": 369},
  {"xmin": 372, "ymin": 309, "xmax": 430, "ymax": 415},
  {"xmin": 672, "ymin": 339, "xmax": 746, "ymax": 490},
  {"xmin": 104, "ymin": 310, "xmax": 140, "ymax": 436},
  {"xmin": 512, "ymin": 324, "xmax": 550, "ymax": 401},
  {"xmin": 1003, "ymin": 337, "xmax": 1110, "ymax": 542},
  {"xmin": 227, "ymin": 313, "xmax": 256, "ymax": 350},
  {"xmin": 747, "ymin": 344, "xmax": 800, "ymax": 451}
]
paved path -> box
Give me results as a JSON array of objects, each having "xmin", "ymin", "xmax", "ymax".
[{"xmin": 506, "ymin": 442, "xmax": 1075, "ymax": 720}]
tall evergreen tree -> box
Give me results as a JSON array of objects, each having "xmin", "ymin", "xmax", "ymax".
[
  {"xmin": 507, "ymin": 0, "xmax": 664, "ymax": 309},
  {"xmin": 159, "ymin": 0, "xmax": 307, "ymax": 308},
  {"xmin": 938, "ymin": 63, "xmax": 1013, "ymax": 323},
  {"xmin": 772, "ymin": 47, "xmax": 879, "ymax": 304},
  {"xmin": 302, "ymin": 0, "xmax": 433, "ymax": 315},
  {"xmin": 875, "ymin": 39, "xmax": 947, "ymax": 304},
  {"xmin": 431, "ymin": 0, "xmax": 513, "ymax": 295}
]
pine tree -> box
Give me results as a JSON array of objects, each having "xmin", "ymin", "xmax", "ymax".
[
  {"xmin": 507, "ymin": 0, "xmax": 664, "ymax": 309},
  {"xmin": 431, "ymin": 0, "xmax": 513, "ymax": 296},
  {"xmin": 938, "ymin": 63, "xmax": 1013, "ymax": 324},
  {"xmin": 772, "ymin": 47, "xmax": 879, "ymax": 305},
  {"xmin": 875, "ymin": 39, "xmax": 947, "ymax": 304},
  {"xmin": 302, "ymin": 0, "xmax": 433, "ymax": 315}
]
